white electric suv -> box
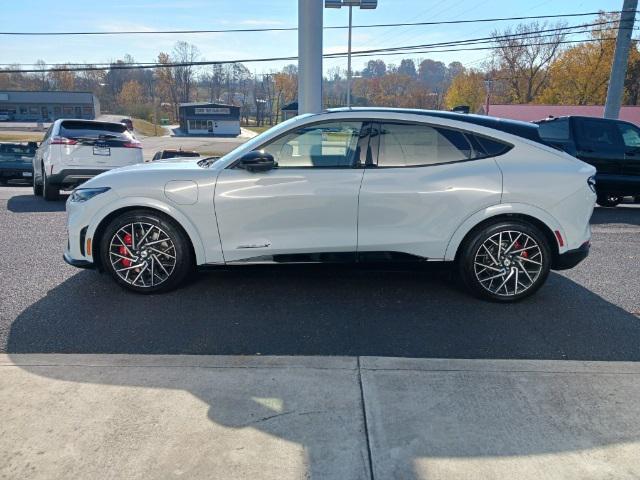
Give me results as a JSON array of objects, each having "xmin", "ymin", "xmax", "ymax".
[
  {"xmin": 33, "ymin": 119, "xmax": 143, "ymax": 200},
  {"xmin": 64, "ymin": 109, "xmax": 596, "ymax": 301}
]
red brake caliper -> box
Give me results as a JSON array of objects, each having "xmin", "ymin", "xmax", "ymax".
[
  {"xmin": 514, "ymin": 240, "xmax": 528, "ymax": 258},
  {"xmin": 119, "ymin": 233, "xmax": 133, "ymax": 267}
]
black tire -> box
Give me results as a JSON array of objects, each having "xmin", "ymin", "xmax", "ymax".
[
  {"xmin": 458, "ymin": 220, "xmax": 552, "ymax": 302},
  {"xmin": 596, "ymin": 194, "xmax": 622, "ymax": 208},
  {"xmin": 32, "ymin": 174, "xmax": 43, "ymax": 196},
  {"xmin": 100, "ymin": 210, "xmax": 194, "ymax": 294},
  {"xmin": 42, "ymin": 167, "xmax": 59, "ymax": 201}
]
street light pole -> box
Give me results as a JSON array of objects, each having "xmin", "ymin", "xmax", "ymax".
[
  {"xmin": 326, "ymin": 1, "xmax": 377, "ymax": 108},
  {"xmin": 347, "ymin": 5, "xmax": 353, "ymax": 108}
]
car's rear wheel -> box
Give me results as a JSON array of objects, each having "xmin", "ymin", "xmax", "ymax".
[
  {"xmin": 596, "ymin": 194, "xmax": 622, "ymax": 207},
  {"xmin": 100, "ymin": 210, "xmax": 193, "ymax": 294},
  {"xmin": 42, "ymin": 167, "xmax": 59, "ymax": 201},
  {"xmin": 458, "ymin": 221, "xmax": 551, "ymax": 302}
]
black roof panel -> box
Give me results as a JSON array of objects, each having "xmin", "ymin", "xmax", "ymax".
[{"xmin": 327, "ymin": 107, "xmax": 545, "ymax": 144}]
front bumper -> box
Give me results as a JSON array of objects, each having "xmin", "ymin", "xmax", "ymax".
[
  {"xmin": 552, "ymin": 241, "xmax": 590, "ymax": 270},
  {"xmin": 63, "ymin": 250, "xmax": 95, "ymax": 269}
]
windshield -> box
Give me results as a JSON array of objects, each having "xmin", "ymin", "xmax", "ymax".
[{"xmin": 211, "ymin": 114, "xmax": 315, "ymax": 167}]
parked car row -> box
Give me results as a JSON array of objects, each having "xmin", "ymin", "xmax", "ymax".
[
  {"xmin": 1, "ymin": 118, "xmax": 202, "ymax": 191},
  {"xmin": 0, "ymin": 141, "xmax": 37, "ymax": 184},
  {"xmin": 2, "ymin": 111, "xmax": 637, "ymax": 301}
]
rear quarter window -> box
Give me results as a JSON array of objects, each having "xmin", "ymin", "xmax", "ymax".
[
  {"xmin": 472, "ymin": 135, "xmax": 512, "ymax": 157},
  {"xmin": 538, "ymin": 119, "xmax": 570, "ymax": 141}
]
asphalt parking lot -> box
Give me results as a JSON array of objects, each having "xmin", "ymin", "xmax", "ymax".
[{"xmin": 1, "ymin": 185, "xmax": 639, "ymax": 359}]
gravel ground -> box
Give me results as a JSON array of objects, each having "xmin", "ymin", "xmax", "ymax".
[{"xmin": 1, "ymin": 185, "xmax": 639, "ymax": 359}]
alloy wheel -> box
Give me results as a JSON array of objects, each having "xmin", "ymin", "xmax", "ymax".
[
  {"xmin": 473, "ymin": 230, "xmax": 543, "ymax": 297},
  {"xmin": 108, "ymin": 222, "xmax": 177, "ymax": 288}
]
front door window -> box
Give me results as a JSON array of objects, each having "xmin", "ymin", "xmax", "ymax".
[{"xmin": 260, "ymin": 121, "xmax": 363, "ymax": 168}]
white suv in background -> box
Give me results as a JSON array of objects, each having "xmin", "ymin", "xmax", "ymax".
[{"xmin": 33, "ymin": 119, "xmax": 143, "ymax": 200}]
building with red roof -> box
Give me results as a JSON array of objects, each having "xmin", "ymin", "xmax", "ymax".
[{"xmin": 482, "ymin": 104, "xmax": 640, "ymax": 126}]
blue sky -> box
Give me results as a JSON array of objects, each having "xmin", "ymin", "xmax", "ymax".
[{"xmin": 0, "ymin": 0, "xmax": 624, "ymax": 74}]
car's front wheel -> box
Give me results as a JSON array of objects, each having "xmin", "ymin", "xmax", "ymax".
[
  {"xmin": 100, "ymin": 210, "xmax": 194, "ymax": 293},
  {"xmin": 458, "ymin": 221, "xmax": 552, "ymax": 302}
]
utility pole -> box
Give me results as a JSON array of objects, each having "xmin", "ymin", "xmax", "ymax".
[
  {"xmin": 604, "ymin": 0, "xmax": 638, "ymax": 119},
  {"xmin": 347, "ymin": 4, "xmax": 353, "ymax": 108},
  {"xmin": 298, "ymin": 0, "xmax": 323, "ymax": 114}
]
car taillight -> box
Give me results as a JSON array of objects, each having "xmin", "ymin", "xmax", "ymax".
[
  {"xmin": 123, "ymin": 140, "xmax": 142, "ymax": 149},
  {"xmin": 587, "ymin": 175, "xmax": 596, "ymax": 193},
  {"xmin": 51, "ymin": 136, "xmax": 78, "ymax": 145}
]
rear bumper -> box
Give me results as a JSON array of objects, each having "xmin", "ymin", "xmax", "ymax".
[
  {"xmin": 552, "ymin": 241, "xmax": 590, "ymax": 270},
  {"xmin": 49, "ymin": 168, "xmax": 109, "ymax": 187}
]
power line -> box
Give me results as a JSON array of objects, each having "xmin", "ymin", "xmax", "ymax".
[
  {"xmin": 0, "ymin": 10, "xmax": 634, "ymax": 36},
  {"xmin": 0, "ymin": 20, "xmax": 619, "ymax": 68},
  {"xmin": 2, "ymin": 34, "xmax": 634, "ymax": 74},
  {"xmin": 339, "ymin": 20, "xmax": 617, "ymax": 57}
]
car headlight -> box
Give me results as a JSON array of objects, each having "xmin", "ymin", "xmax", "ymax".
[{"xmin": 69, "ymin": 187, "xmax": 111, "ymax": 203}]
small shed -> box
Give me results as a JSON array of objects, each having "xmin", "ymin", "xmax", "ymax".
[
  {"xmin": 281, "ymin": 101, "xmax": 298, "ymax": 121},
  {"xmin": 178, "ymin": 102, "xmax": 240, "ymax": 136}
]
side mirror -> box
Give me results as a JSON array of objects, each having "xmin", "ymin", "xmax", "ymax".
[{"xmin": 238, "ymin": 150, "xmax": 277, "ymax": 173}]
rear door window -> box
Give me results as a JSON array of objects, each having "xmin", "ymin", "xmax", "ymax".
[
  {"xmin": 376, "ymin": 123, "xmax": 474, "ymax": 167},
  {"xmin": 617, "ymin": 122, "xmax": 640, "ymax": 149},
  {"xmin": 574, "ymin": 119, "xmax": 624, "ymax": 151}
]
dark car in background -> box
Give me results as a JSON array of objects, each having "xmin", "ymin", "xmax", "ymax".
[
  {"xmin": 0, "ymin": 142, "xmax": 36, "ymax": 184},
  {"xmin": 151, "ymin": 149, "xmax": 201, "ymax": 161},
  {"xmin": 120, "ymin": 118, "xmax": 133, "ymax": 132},
  {"xmin": 536, "ymin": 116, "xmax": 640, "ymax": 207}
]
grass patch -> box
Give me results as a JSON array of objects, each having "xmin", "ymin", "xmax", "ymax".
[
  {"xmin": 244, "ymin": 125, "xmax": 272, "ymax": 135},
  {"xmin": 0, "ymin": 132, "xmax": 44, "ymax": 142},
  {"xmin": 132, "ymin": 118, "xmax": 166, "ymax": 137}
]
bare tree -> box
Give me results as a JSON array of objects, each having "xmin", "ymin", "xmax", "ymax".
[
  {"xmin": 34, "ymin": 60, "xmax": 49, "ymax": 90},
  {"xmin": 491, "ymin": 21, "xmax": 566, "ymax": 103},
  {"xmin": 172, "ymin": 41, "xmax": 200, "ymax": 104}
]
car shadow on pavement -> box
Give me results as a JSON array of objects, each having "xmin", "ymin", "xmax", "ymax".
[
  {"xmin": 591, "ymin": 205, "xmax": 640, "ymax": 226},
  {"xmin": 6, "ymin": 194, "xmax": 67, "ymax": 213},
  {"xmin": 7, "ymin": 267, "xmax": 640, "ymax": 479},
  {"xmin": 7, "ymin": 266, "xmax": 640, "ymax": 359}
]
